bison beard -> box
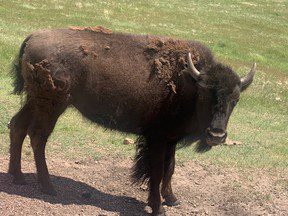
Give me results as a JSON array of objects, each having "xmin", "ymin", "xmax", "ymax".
[{"xmin": 9, "ymin": 27, "xmax": 256, "ymax": 216}]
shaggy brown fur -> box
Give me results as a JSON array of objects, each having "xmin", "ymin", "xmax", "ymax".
[{"xmin": 9, "ymin": 26, "xmax": 255, "ymax": 216}]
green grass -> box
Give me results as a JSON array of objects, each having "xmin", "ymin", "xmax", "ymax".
[{"xmin": 0, "ymin": 0, "xmax": 287, "ymax": 169}]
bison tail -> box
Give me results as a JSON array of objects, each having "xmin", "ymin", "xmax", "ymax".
[
  {"xmin": 131, "ymin": 136, "xmax": 150, "ymax": 184},
  {"xmin": 11, "ymin": 35, "xmax": 31, "ymax": 95}
]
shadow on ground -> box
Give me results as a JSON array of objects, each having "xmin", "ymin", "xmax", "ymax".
[{"xmin": 0, "ymin": 172, "xmax": 147, "ymax": 216}]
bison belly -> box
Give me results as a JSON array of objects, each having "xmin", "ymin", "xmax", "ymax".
[
  {"xmin": 71, "ymin": 63, "xmax": 165, "ymax": 133},
  {"xmin": 70, "ymin": 46, "xmax": 166, "ymax": 134}
]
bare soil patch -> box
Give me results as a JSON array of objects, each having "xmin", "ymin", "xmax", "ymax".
[{"xmin": 0, "ymin": 155, "xmax": 287, "ymax": 215}]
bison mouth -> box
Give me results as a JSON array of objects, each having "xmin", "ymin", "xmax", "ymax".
[{"xmin": 205, "ymin": 128, "xmax": 227, "ymax": 146}]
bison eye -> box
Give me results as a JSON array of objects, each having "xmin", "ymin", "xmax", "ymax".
[{"xmin": 231, "ymin": 100, "xmax": 238, "ymax": 107}]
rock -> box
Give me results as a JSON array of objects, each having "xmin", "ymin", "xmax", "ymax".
[
  {"xmin": 225, "ymin": 138, "xmax": 242, "ymax": 146},
  {"xmin": 123, "ymin": 138, "xmax": 134, "ymax": 145},
  {"xmin": 140, "ymin": 184, "xmax": 148, "ymax": 191}
]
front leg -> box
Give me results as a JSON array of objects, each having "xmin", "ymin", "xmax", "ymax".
[
  {"xmin": 161, "ymin": 143, "xmax": 180, "ymax": 206},
  {"xmin": 148, "ymin": 143, "xmax": 166, "ymax": 216}
]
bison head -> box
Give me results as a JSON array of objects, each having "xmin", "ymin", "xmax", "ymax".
[{"xmin": 185, "ymin": 53, "xmax": 256, "ymax": 148}]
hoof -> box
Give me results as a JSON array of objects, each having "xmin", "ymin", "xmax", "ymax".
[
  {"xmin": 151, "ymin": 212, "xmax": 166, "ymax": 216},
  {"xmin": 162, "ymin": 194, "xmax": 180, "ymax": 207},
  {"xmin": 151, "ymin": 206, "xmax": 165, "ymax": 216},
  {"xmin": 41, "ymin": 187, "xmax": 57, "ymax": 196},
  {"xmin": 162, "ymin": 199, "xmax": 181, "ymax": 206}
]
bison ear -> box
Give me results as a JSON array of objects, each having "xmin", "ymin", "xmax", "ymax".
[{"xmin": 240, "ymin": 63, "xmax": 256, "ymax": 92}]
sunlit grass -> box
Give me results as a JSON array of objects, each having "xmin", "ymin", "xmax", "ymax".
[{"xmin": 0, "ymin": 0, "xmax": 287, "ymax": 169}]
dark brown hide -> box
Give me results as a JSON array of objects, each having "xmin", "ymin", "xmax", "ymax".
[{"xmin": 9, "ymin": 27, "xmax": 254, "ymax": 216}]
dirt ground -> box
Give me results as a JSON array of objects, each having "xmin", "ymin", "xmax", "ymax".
[{"xmin": 0, "ymin": 155, "xmax": 287, "ymax": 216}]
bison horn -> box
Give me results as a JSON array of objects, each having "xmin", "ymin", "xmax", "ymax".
[
  {"xmin": 187, "ymin": 52, "xmax": 201, "ymax": 80},
  {"xmin": 240, "ymin": 63, "xmax": 257, "ymax": 91}
]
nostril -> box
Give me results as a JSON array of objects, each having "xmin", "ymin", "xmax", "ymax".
[{"xmin": 209, "ymin": 127, "xmax": 224, "ymax": 133}]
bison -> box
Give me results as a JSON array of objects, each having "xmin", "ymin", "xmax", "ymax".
[{"xmin": 8, "ymin": 26, "xmax": 256, "ymax": 216}]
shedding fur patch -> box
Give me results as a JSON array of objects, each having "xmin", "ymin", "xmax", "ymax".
[
  {"xmin": 167, "ymin": 81, "xmax": 177, "ymax": 94},
  {"xmin": 24, "ymin": 60, "xmax": 56, "ymax": 93},
  {"xmin": 145, "ymin": 36, "xmax": 201, "ymax": 94},
  {"xmin": 22, "ymin": 59, "xmax": 70, "ymax": 112},
  {"xmin": 69, "ymin": 25, "xmax": 113, "ymax": 34},
  {"xmin": 79, "ymin": 45, "xmax": 89, "ymax": 55}
]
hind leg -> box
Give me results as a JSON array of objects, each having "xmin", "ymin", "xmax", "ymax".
[
  {"xmin": 28, "ymin": 102, "xmax": 67, "ymax": 195},
  {"xmin": 8, "ymin": 103, "xmax": 32, "ymax": 184}
]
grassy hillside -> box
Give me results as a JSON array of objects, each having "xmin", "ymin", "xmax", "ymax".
[{"xmin": 0, "ymin": 0, "xmax": 287, "ymax": 169}]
